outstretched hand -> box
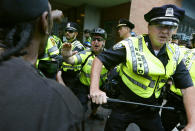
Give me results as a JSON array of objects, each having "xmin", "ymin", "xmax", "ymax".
[{"xmin": 61, "ymin": 43, "xmax": 77, "ymax": 58}]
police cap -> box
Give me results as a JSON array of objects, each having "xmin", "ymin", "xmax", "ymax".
[
  {"xmin": 65, "ymin": 22, "xmax": 80, "ymax": 32},
  {"xmin": 144, "ymin": 4, "xmax": 185, "ymax": 27},
  {"xmin": 117, "ymin": 18, "xmax": 135, "ymax": 30},
  {"xmin": 0, "ymin": 0, "xmax": 49, "ymax": 27}
]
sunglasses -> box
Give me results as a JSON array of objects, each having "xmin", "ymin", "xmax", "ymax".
[
  {"xmin": 92, "ymin": 37, "xmax": 104, "ymax": 42},
  {"xmin": 65, "ymin": 30, "xmax": 74, "ymax": 33}
]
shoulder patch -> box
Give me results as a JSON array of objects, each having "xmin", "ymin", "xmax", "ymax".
[
  {"xmin": 113, "ymin": 42, "xmax": 124, "ymax": 50},
  {"xmin": 50, "ymin": 38, "xmax": 56, "ymax": 46}
]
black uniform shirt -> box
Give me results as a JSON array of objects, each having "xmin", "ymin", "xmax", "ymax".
[{"xmin": 97, "ymin": 35, "xmax": 193, "ymax": 90}]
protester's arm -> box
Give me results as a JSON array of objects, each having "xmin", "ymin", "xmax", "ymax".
[
  {"xmin": 90, "ymin": 44, "xmax": 126, "ymax": 104},
  {"xmin": 181, "ymin": 87, "xmax": 195, "ymax": 131},
  {"xmin": 51, "ymin": 9, "xmax": 64, "ymax": 23},
  {"xmin": 90, "ymin": 57, "xmax": 107, "ymax": 104}
]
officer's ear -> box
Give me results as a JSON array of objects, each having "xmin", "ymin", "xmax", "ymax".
[
  {"xmin": 75, "ymin": 32, "xmax": 78, "ymax": 36},
  {"xmin": 148, "ymin": 24, "xmax": 152, "ymax": 34},
  {"xmin": 102, "ymin": 40, "xmax": 106, "ymax": 48},
  {"xmin": 126, "ymin": 27, "xmax": 130, "ymax": 32}
]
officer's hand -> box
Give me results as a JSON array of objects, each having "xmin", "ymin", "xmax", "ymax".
[
  {"xmin": 90, "ymin": 89, "xmax": 107, "ymax": 104},
  {"xmin": 61, "ymin": 43, "xmax": 74, "ymax": 58},
  {"xmin": 181, "ymin": 123, "xmax": 195, "ymax": 131},
  {"xmin": 51, "ymin": 9, "xmax": 64, "ymax": 23}
]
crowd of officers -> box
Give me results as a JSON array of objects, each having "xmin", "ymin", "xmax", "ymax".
[{"xmin": 1, "ymin": 0, "xmax": 195, "ymax": 131}]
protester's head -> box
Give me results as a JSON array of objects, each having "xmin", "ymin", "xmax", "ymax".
[
  {"xmin": 84, "ymin": 29, "xmax": 91, "ymax": 38},
  {"xmin": 0, "ymin": 0, "xmax": 51, "ymax": 62},
  {"xmin": 117, "ymin": 18, "xmax": 135, "ymax": 39},
  {"xmin": 91, "ymin": 28, "xmax": 107, "ymax": 54},
  {"xmin": 144, "ymin": 4, "xmax": 185, "ymax": 48},
  {"xmin": 64, "ymin": 22, "xmax": 79, "ymax": 41}
]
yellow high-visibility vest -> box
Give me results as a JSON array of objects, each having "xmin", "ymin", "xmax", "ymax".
[{"xmin": 118, "ymin": 35, "xmax": 183, "ymax": 98}]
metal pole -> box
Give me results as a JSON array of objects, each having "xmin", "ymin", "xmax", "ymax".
[{"xmin": 107, "ymin": 98, "xmax": 175, "ymax": 110}]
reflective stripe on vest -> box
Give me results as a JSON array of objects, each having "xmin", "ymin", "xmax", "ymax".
[
  {"xmin": 72, "ymin": 40, "xmax": 84, "ymax": 51},
  {"xmin": 48, "ymin": 46, "xmax": 58, "ymax": 53},
  {"xmin": 62, "ymin": 63, "xmax": 81, "ymax": 71},
  {"xmin": 127, "ymin": 36, "xmax": 149, "ymax": 75},
  {"xmin": 185, "ymin": 51, "xmax": 195, "ymax": 71},
  {"xmin": 38, "ymin": 37, "xmax": 59, "ymax": 61},
  {"xmin": 170, "ymin": 50, "xmax": 195, "ymax": 96},
  {"xmin": 75, "ymin": 54, "xmax": 82, "ymax": 64}
]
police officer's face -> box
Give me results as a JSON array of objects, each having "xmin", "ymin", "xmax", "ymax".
[
  {"xmin": 65, "ymin": 30, "xmax": 78, "ymax": 40},
  {"xmin": 91, "ymin": 36, "xmax": 105, "ymax": 54},
  {"xmin": 148, "ymin": 24, "xmax": 177, "ymax": 48},
  {"xmin": 118, "ymin": 26, "xmax": 130, "ymax": 39},
  {"xmin": 84, "ymin": 33, "xmax": 90, "ymax": 38}
]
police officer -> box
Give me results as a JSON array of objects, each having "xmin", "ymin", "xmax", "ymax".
[
  {"xmin": 161, "ymin": 48, "xmax": 195, "ymax": 131},
  {"xmin": 62, "ymin": 28, "xmax": 108, "ymax": 117},
  {"xmin": 36, "ymin": 10, "xmax": 64, "ymax": 79},
  {"xmin": 0, "ymin": 0, "xmax": 83, "ymax": 130},
  {"xmin": 108, "ymin": 19, "xmax": 135, "ymax": 98},
  {"xmin": 61, "ymin": 22, "xmax": 85, "ymax": 87},
  {"xmin": 90, "ymin": 4, "xmax": 195, "ymax": 131},
  {"xmin": 52, "ymin": 34, "xmax": 63, "ymax": 50},
  {"xmin": 83, "ymin": 29, "xmax": 92, "ymax": 48},
  {"xmin": 63, "ymin": 22, "xmax": 85, "ymax": 51},
  {"xmin": 37, "ymin": 35, "xmax": 60, "ymax": 78},
  {"xmin": 117, "ymin": 18, "xmax": 135, "ymax": 40}
]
